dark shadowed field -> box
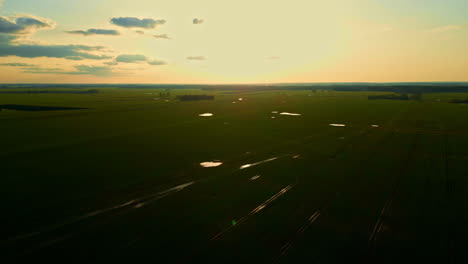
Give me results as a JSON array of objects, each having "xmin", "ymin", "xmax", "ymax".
[{"xmin": 1, "ymin": 85, "xmax": 468, "ymax": 263}]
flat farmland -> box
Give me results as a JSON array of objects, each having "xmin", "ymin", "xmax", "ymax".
[{"xmin": 1, "ymin": 89, "xmax": 468, "ymax": 263}]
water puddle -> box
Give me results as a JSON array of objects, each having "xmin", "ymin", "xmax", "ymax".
[
  {"xmin": 271, "ymin": 116, "xmax": 276, "ymax": 119},
  {"xmin": 199, "ymin": 113, "xmax": 213, "ymax": 117},
  {"xmin": 238, "ymin": 98, "xmax": 244, "ymax": 101},
  {"xmin": 240, "ymin": 157, "xmax": 279, "ymax": 169},
  {"xmin": 293, "ymin": 155, "xmax": 301, "ymax": 159},
  {"xmin": 272, "ymin": 111, "xmax": 279, "ymax": 114},
  {"xmin": 280, "ymin": 112, "xmax": 301, "ymax": 116},
  {"xmin": 329, "ymin": 124, "xmax": 346, "ymax": 127},
  {"xmin": 200, "ymin": 161, "xmax": 223, "ymax": 168},
  {"xmin": 232, "ymin": 102, "xmax": 237, "ymax": 104},
  {"xmin": 371, "ymin": 125, "xmax": 380, "ymax": 128},
  {"xmin": 250, "ymin": 175, "xmax": 261, "ymax": 181}
]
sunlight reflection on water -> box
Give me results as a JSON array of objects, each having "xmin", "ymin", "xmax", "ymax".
[
  {"xmin": 280, "ymin": 112, "xmax": 301, "ymax": 116},
  {"xmin": 200, "ymin": 161, "xmax": 223, "ymax": 167}
]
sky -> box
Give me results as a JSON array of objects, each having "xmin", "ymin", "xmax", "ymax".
[{"xmin": 0, "ymin": 0, "xmax": 467, "ymax": 84}]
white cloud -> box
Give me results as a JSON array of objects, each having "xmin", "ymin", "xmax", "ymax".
[
  {"xmin": 187, "ymin": 56, "xmax": 205, "ymax": 60},
  {"xmin": 153, "ymin": 34, "xmax": 170, "ymax": 39},
  {"xmin": 431, "ymin": 25, "xmax": 462, "ymax": 34}
]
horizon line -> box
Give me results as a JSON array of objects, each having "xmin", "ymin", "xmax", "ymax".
[{"xmin": 2, "ymin": 81, "xmax": 468, "ymax": 86}]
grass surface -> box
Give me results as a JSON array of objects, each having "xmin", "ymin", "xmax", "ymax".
[{"xmin": 1, "ymin": 89, "xmax": 468, "ymax": 263}]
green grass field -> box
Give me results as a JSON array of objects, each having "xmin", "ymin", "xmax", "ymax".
[{"xmin": 1, "ymin": 88, "xmax": 468, "ymax": 263}]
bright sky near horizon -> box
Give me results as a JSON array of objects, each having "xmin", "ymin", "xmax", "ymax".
[{"xmin": 0, "ymin": 0, "xmax": 467, "ymax": 83}]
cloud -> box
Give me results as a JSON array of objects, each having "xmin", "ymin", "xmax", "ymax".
[
  {"xmin": 114, "ymin": 54, "xmax": 167, "ymax": 66},
  {"xmin": 66, "ymin": 29, "xmax": 120, "ymax": 36},
  {"xmin": 0, "ymin": 62, "xmax": 36, "ymax": 67},
  {"xmin": 266, "ymin": 56, "xmax": 280, "ymax": 60},
  {"xmin": 0, "ymin": 34, "xmax": 111, "ymax": 60},
  {"xmin": 104, "ymin": 61, "xmax": 118, "ymax": 66},
  {"xmin": 110, "ymin": 17, "xmax": 166, "ymax": 29},
  {"xmin": 187, "ymin": 56, "xmax": 205, "ymax": 60},
  {"xmin": 0, "ymin": 44, "xmax": 111, "ymax": 60},
  {"xmin": 73, "ymin": 65, "xmax": 113, "ymax": 76},
  {"xmin": 153, "ymin": 34, "xmax": 170, "ymax": 39},
  {"xmin": 148, "ymin": 60, "xmax": 166, "ymax": 65},
  {"xmin": 22, "ymin": 66, "xmax": 64, "ymax": 73},
  {"xmin": 116, "ymin": 54, "xmax": 147, "ymax": 63},
  {"xmin": 135, "ymin": 30, "xmax": 145, "ymax": 35},
  {"xmin": 65, "ymin": 56, "xmax": 85, "ymax": 60},
  {"xmin": 431, "ymin": 25, "xmax": 462, "ymax": 34},
  {"xmin": 0, "ymin": 34, "xmax": 16, "ymax": 43},
  {"xmin": 23, "ymin": 65, "xmax": 114, "ymax": 76},
  {"xmin": 0, "ymin": 15, "xmax": 54, "ymax": 34},
  {"xmin": 193, "ymin": 18, "xmax": 204, "ymax": 25}
]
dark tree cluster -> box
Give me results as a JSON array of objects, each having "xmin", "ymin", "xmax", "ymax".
[
  {"xmin": 368, "ymin": 94, "xmax": 410, "ymax": 100},
  {"xmin": 177, "ymin": 95, "xmax": 215, "ymax": 101},
  {"xmin": 449, "ymin": 99, "xmax": 468, "ymax": 104},
  {"xmin": 0, "ymin": 104, "xmax": 88, "ymax": 111},
  {"xmin": 368, "ymin": 93, "xmax": 424, "ymax": 101},
  {"xmin": 159, "ymin": 89, "xmax": 171, "ymax": 98}
]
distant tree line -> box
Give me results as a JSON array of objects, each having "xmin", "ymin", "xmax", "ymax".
[
  {"xmin": 0, "ymin": 89, "xmax": 99, "ymax": 94},
  {"xmin": 368, "ymin": 93, "xmax": 423, "ymax": 101},
  {"xmin": 2, "ymin": 83, "xmax": 468, "ymax": 94},
  {"xmin": 0, "ymin": 104, "xmax": 88, "ymax": 111},
  {"xmin": 201, "ymin": 84, "xmax": 468, "ymax": 93},
  {"xmin": 177, "ymin": 95, "xmax": 215, "ymax": 101},
  {"xmin": 449, "ymin": 99, "xmax": 468, "ymax": 104},
  {"xmin": 368, "ymin": 94, "xmax": 409, "ymax": 100}
]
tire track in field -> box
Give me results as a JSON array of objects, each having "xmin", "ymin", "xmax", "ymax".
[
  {"xmin": 444, "ymin": 133, "xmax": 456, "ymax": 264},
  {"xmin": 7, "ymin": 109, "xmax": 404, "ymax": 259},
  {"xmin": 274, "ymin": 105, "xmax": 408, "ymax": 262},
  {"xmin": 2, "ymin": 130, "xmax": 328, "ymax": 248},
  {"xmin": 368, "ymin": 196, "xmax": 394, "ymax": 247},
  {"xmin": 271, "ymin": 105, "xmax": 411, "ymax": 262},
  {"xmin": 275, "ymin": 210, "xmax": 321, "ymax": 261},
  {"xmin": 367, "ymin": 133, "xmax": 421, "ymax": 256},
  {"xmin": 181, "ymin": 110, "xmax": 407, "ymax": 262},
  {"xmin": 211, "ymin": 184, "xmax": 294, "ymax": 241},
  {"xmin": 272, "ymin": 191, "xmax": 341, "ymax": 263},
  {"xmin": 278, "ymin": 210, "xmax": 321, "ymax": 255},
  {"xmin": 270, "ymin": 108, "xmax": 408, "ymax": 263},
  {"xmin": 239, "ymin": 157, "xmax": 280, "ymax": 169},
  {"xmin": 3, "ymin": 181, "xmax": 195, "ymax": 245}
]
